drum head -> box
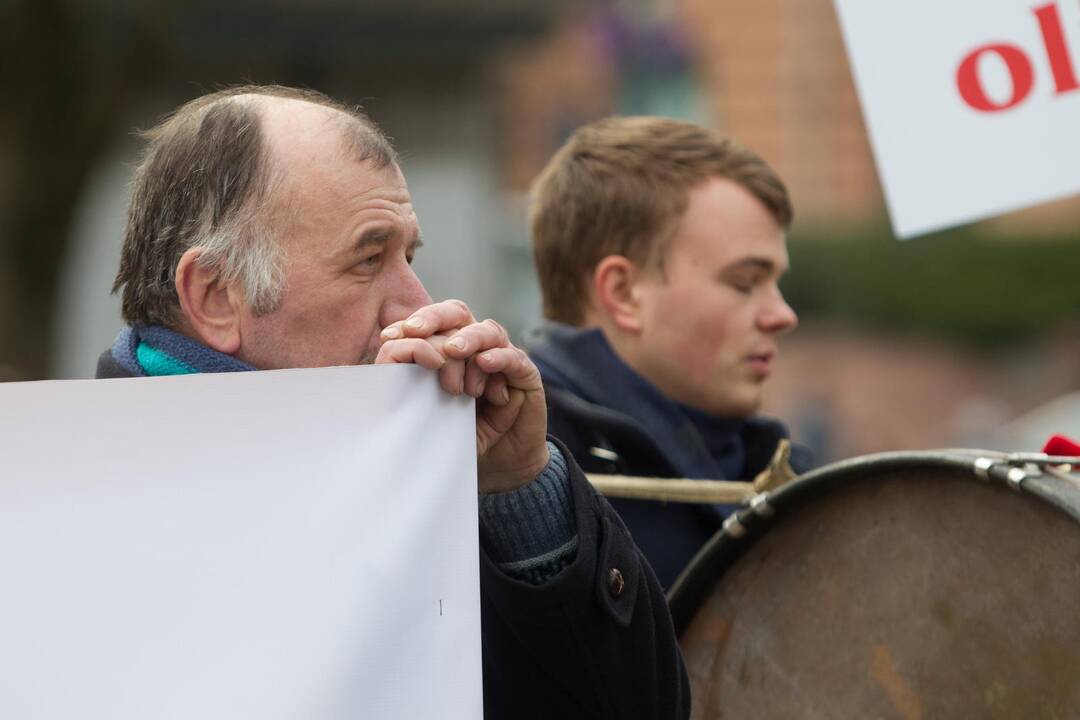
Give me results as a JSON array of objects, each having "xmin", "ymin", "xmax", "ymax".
[{"xmin": 676, "ymin": 460, "xmax": 1080, "ymax": 719}]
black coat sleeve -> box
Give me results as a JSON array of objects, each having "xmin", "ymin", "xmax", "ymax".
[{"xmin": 478, "ymin": 438, "xmax": 691, "ymax": 719}]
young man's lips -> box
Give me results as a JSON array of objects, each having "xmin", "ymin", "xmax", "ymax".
[{"xmin": 746, "ymin": 353, "xmax": 774, "ymax": 376}]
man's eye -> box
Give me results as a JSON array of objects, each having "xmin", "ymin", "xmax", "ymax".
[
  {"xmin": 726, "ymin": 276, "xmax": 756, "ymax": 294},
  {"xmin": 359, "ymin": 253, "xmax": 382, "ymax": 268}
]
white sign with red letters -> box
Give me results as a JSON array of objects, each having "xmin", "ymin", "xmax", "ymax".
[
  {"xmin": 0, "ymin": 365, "xmax": 481, "ymax": 719},
  {"xmin": 834, "ymin": 0, "xmax": 1080, "ymax": 237}
]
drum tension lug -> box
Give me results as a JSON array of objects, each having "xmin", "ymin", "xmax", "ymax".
[
  {"xmin": 1005, "ymin": 466, "xmax": 1026, "ymax": 491},
  {"xmin": 722, "ymin": 513, "xmax": 748, "ymax": 539},
  {"xmin": 975, "ymin": 457, "xmax": 1028, "ymax": 490},
  {"xmin": 749, "ymin": 492, "xmax": 774, "ymax": 518}
]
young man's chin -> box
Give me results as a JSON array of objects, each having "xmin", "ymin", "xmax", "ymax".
[{"xmin": 688, "ymin": 391, "xmax": 761, "ymax": 419}]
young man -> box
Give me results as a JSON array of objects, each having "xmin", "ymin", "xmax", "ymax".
[
  {"xmin": 528, "ymin": 116, "xmax": 812, "ymax": 589},
  {"xmin": 97, "ymin": 87, "xmax": 688, "ymax": 718}
]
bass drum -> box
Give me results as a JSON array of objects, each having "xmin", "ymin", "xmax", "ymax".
[{"xmin": 667, "ymin": 451, "xmax": 1080, "ymax": 719}]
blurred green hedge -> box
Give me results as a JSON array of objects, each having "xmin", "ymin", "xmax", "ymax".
[{"xmin": 783, "ymin": 224, "xmax": 1080, "ymax": 348}]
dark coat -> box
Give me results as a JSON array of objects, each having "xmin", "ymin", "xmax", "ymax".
[
  {"xmin": 527, "ymin": 325, "xmax": 813, "ymax": 590},
  {"xmin": 543, "ymin": 385, "xmax": 809, "ymax": 590},
  {"xmin": 97, "ymin": 348, "xmax": 690, "ymax": 719},
  {"xmin": 479, "ymin": 433, "xmax": 690, "ymax": 718}
]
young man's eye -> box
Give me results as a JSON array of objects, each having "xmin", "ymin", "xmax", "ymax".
[{"xmin": 726, "ymin": 275, "xmax": 757, "ymax": 294}]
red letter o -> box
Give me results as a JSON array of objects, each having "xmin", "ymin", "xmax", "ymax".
[{"xmin": 956, "ymin": 44, "xmax": 1034, "ymax": 112}]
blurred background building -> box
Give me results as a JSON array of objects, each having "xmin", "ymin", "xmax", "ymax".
[{"xmin": 2, "ymin": 0, "xmax": 1077, "ymax": 460}]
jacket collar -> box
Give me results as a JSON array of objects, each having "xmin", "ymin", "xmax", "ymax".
[{"xmin": 527, "ymin": 322, "xmax": 745, "ymax": 480}]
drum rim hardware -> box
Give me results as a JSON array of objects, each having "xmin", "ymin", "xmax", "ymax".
[{"xmin": 666, "ymin": 449, "xmax": 1080, "ymax": 636}]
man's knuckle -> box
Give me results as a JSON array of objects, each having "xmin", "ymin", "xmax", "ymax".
[{"xmin": 482, "ymin": 318, "xmax": 507, "ymax": 341}]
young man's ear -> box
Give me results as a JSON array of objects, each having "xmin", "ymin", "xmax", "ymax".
[
  {"xmin": 174, "ymin": 247, "xmax": 243, "ymax": 355},
  {"xmin": 592, "ymin": 255, "xmax": 645, "ymax": 334}
]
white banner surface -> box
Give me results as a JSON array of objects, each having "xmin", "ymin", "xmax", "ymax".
[
  {"xmin": 0, "ymin": 365, "xmax": 481, "ymax": 719},
  {"xmin": 834, "ymin": 0, "xmax": 1080, "ymax": 237}
]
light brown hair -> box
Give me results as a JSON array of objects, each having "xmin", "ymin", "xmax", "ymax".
[
  {"xmin": 114, "ymin": 85, "xmax": 397, "ymax": 327},
  {"xmin": 529, "ymin": 116, "xmax": 792, "ymax": 325}
]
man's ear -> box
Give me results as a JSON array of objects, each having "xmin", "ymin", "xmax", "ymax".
[
  {"xmin": 174, "ymin": 247, "xmax": 243, "ymax": 355},
  {"xmin": 592, "ymin": 255, "xmax": 644, "ymax": 334}
]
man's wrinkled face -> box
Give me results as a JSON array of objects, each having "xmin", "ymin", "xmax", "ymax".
[
  {"xmin": 235, "ymin": 102, "xmax": 430, "ymax": 370},
  {"xmin": 630, "ymin": 177, "xmax": 797, "ymax": 417}
]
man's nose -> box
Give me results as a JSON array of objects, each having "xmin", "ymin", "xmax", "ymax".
[
  {"xmin": 379, "ymin": 262, "xmax": 433, "ymax": 329},
  {"xmin": 758, "ymin": 289, "xmax": 798, "ymax": 335}
]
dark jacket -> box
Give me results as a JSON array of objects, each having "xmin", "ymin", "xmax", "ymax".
[
  {"xmin": 528, "ymin": 324, "xmax": 813, "ymax": 590},
  {"xmin": 97, "ymin": 348, "xmax": 690, "ymax": 719}
]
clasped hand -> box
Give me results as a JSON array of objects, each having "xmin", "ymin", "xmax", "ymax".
[{"xmin": 376, "ymin": 299, "xmax": 549, "ymax": 494}]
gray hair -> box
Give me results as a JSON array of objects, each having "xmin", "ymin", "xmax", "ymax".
[{"xmin": 113, "ymin": 85, "xmax": 398, "ymax": 327}]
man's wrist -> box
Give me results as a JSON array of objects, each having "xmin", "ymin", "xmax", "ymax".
[
  {"xmin": 478, "ymin": 442, "xmax": 551, "ymax": 494},
  {"xmin": 477, "ymin": 443, "xmax": 578, "ymax": 584}
]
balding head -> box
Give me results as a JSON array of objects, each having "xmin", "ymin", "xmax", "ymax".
[{"xmin": 114, "ymin": 85, "xmax": 397, "ymax": 328}]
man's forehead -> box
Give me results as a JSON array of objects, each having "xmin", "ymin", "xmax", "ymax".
[
  {"xmin": 717, "ymin": 231, "xmax": 790, "ymax": 270},
  {"xmin": 690, "ymin": 179, "xmax": 787, "ymax": 258}
]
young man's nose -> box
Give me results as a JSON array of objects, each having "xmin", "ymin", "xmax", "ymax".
[{"xmin": 759, "ymin": 291, "xmax": 798, "ymax": 335}]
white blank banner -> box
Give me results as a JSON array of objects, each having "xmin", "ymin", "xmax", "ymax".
[
  {"xmin": 834, "ymin": 0, "xmax": 1080, "ymax": 237},
  {"xmin": 0, "ymin": 365, "xmax": 481, "ymax": 719}
]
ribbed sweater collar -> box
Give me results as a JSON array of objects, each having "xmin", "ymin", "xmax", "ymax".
[{"xmin": 110, "ymin": 325, "xmax": 255, "ymax": 376}]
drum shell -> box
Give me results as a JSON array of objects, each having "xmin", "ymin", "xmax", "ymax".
[{"xmin": 669, "ymin": 452, "xmax": 1080, "ymax": 719}]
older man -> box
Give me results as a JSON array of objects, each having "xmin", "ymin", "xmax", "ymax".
[
  {"xmin": 527, "ymin": 117, "xmax": 813, "ymax": 589},
  {"xmin": 97, "ymin": 86, "xmax": 687, "ymax": 718}
]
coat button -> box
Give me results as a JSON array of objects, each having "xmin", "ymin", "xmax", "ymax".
[{"xmin": 607, "ymin": 567, "xmax": 625, "ymax": 598}]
